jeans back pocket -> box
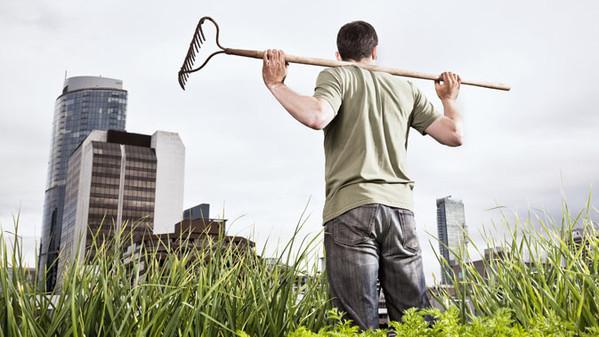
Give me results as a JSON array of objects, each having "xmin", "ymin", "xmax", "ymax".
[
  {"xmin": 331, "ymin": 204, "xmax": 378, "ymax": 246},
  {"xmin": 398, "ymin": 211, "xmax": 421, "ymax": 254}
]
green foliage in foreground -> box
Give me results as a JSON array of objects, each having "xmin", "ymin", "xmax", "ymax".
[
  {"xmin": 1, "ymin": 198, "xmax": 598, "ymax": 336},
  {"xmin": 0, "ymin": 216, "xmax": 331, "ymax": 337},
  {"xmin": 281, "ymin": 307, "xmax": 599, "ymax": 337},
  {"xmin": 435, "ymin": 198, "xmax": 599, "ymax": 331}
]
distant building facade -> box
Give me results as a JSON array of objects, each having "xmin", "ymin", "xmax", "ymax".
[
  {"xmin": 56, "ymin": 130, "xmax": 185, "ymax": 284},
  {"xmin": 436, "ymin": 196, "xmax": 467, "ymax": 284},
  {"xmin": 1, "ymin": 267, "xmax": 36, "ymax": 292},
  {"xmin": 39, "ymin": 76, "xmax": 127, "ymax": 290},
  {"xmin": 428, "ymin": 246, "xmax": 509, "ymax": 311},
  {"xmin": 570, "ymin": 222, "xmax": 599, "ymax": 268},
  {"xmin": 122, "ymin": 204, "xmax": 255, "ymax": 274}
]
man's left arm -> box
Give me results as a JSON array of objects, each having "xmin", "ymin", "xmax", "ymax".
[
  {"xmin": 262, "ymin": 49, "xmax": 335, "ymax": 130},
  {"xmin": 425, "ymin": 72, "xmax": 463, "ymax": 147}
]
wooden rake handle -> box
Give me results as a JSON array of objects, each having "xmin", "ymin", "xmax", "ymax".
[{"xmin": 225, "ymin": 48, "xmax": 510, "ymax": 91}]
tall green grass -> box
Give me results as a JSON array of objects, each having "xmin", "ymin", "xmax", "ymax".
[
  {"xmin": 0, "ymin": 215, "xmax": 331, "ymax": 337},
  {"xmin": 435, "ymin": 199, "xmax": 599, "ymax": 330},
  {"xmin": 3, "ymin": 199, "xmax": 599, "ymax": 336}
]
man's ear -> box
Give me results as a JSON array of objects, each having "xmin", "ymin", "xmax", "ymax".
[
  {"xmin": 335, "ymin": 51, "xmax": 342, "ymax": 61},
  {"xmin": 372, "ymin": 46, "xmax": 377, "ymax": 61}
]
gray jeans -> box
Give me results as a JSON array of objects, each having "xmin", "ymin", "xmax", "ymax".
[{"xmin": 324, "ymin": 203, "xmax": 430, "ymax": 330}]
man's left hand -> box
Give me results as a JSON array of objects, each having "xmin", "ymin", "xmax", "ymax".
[
  {"xmin": 262, "ymin": 49, "xmax": 288, "ymax": 89},
  {"xmin": 434, "ymin": 72, "xmax": 461, "ymax": 101}
]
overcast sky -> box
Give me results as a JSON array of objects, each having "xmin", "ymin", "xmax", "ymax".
[{"xmin": 1, "ymin": 0, "xmax": 597, "ymax": 283}]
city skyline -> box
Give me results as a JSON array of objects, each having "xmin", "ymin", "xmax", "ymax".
[{"xmin": 1, "ymin": 0, "xmax": 598, "ymax": 284}]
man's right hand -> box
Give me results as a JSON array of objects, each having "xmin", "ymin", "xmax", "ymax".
[
  {"xmin": 434, "ymin": 72, "xmax": 461, "ymax": 101},
  {"xmin": 262, "ymin": 49, "xmax": 288, "ymax": 90}
]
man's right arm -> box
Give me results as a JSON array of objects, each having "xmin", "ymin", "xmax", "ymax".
[
  {"xmin": 425, "ymin": 72, "xmax": 463, "ymax": 147},
  {"xmin": 262, "ymin": 49, "xmax": 337, "ymax": 130},
  {"xmin": 268, "ymin": 83, "xmax": 336, "ymax": 130}
]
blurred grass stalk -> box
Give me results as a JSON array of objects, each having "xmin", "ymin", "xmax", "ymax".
[
  {"xmin": 0, "ymin": 211, "xmax": 331, "ymax": 337},
  {"xmin": 434, "ymin": 197, "xmax": 599, "ymax": 330}
]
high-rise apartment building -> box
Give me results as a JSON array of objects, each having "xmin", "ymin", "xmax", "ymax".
[
  {"xmin": 56, "ymin": 130, "xmax": 185, "ymax": 285},
  {"xmin": 39, "ymin": 76, "xmax": 127, "ymax": 290},
  {"xmin": 436, "ymin": 196, "xmax": 467, "ymax": 284}
]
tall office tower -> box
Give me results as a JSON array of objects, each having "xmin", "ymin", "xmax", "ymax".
[
  {"xmin": 57, "ymin": 130, "xmax": 185, "ymax": 286},
  {"xmin": 436, "ymin": 196, "xmax": 467, "ymax": 284},
  {"xmin": 39, "ymin": 76, "xmax": 127, "ymax": 290}
]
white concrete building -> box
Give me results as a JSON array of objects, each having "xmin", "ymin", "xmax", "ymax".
[{"xmin": 56, "ymin": 129, "xmax": 185, "ymax": 286}]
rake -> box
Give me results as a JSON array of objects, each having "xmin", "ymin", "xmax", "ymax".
[{"xmin": 178, "ymin": 17, "xmax": 511, "ymax": 91}]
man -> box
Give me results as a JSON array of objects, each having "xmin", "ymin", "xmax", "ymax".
[{"xmin": 262, "ymin": 20, "xmax": 462, "ymax": 330}]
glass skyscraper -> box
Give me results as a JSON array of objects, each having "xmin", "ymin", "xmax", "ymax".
[
  {"xmin": 436, "ymin": 195, "xmax": 467, "ymax": 284},
  {"xmin": 39, "ymin": 76, "xmax": 127, "ymax": 290}
]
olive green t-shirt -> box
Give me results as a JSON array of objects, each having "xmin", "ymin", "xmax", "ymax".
[{"xmin": 313, "ymin": 65, "xmax": 441, "ymax": 224}]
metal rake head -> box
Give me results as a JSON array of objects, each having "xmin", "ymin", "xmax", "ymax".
[{"xmin": 178, "ymin": 16, "xmax": 226, "ymax": 90}]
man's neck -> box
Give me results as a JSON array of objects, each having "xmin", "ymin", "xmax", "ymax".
[{"xmin": 348, "ymin": 58, "xmax": 376, "ymax": 66}]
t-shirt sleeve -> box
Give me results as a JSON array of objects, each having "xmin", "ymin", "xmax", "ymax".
[
  {"xmin": 409, "ymin": 82, "xmax": 442, "ymax": 135},
  {"xmin": 313, "ymin": 69, "xmax": 343, "ymax": 115}
]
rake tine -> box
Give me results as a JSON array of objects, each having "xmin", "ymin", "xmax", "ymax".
[
  {"xmin": 186, "ymin": 49, "xmax": 195, "ymax": 66},
  {"xmin": 193, "ymin": 35, "xmax": 201, "ymax": 49},
  {"xmin": 194, "ymin": 25, "xmax": 203, "ymax": 41},
  {"xmin": 183, "ymin": 54, "xmax": 191, "ymax": 69},
  {"xmin": 199, "ymin": 26, "xmax": 206, "ymax": 43},
  {"xmin": 178, "ymin": 75, "xmax": 185, "ymax": 90}
]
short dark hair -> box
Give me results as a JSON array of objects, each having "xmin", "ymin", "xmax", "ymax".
[{"xmin": 336, "ymin": 21, "xmax": 378, "ymax": 61}]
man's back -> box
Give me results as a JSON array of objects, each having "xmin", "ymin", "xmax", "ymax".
[
  {"xmin": 261, "ymin": 20, "xmax": 462, "ymax": 330},
  {"xmin": 314, "ymin": 65, "xmax": 440, "ymax": 223}
]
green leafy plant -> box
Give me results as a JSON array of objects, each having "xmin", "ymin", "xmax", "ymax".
[
  {"xmin": 434, "ymin": 197, "xmax": 599, "ymax": 331},
  {"xmin": 284, "ymin": 307, "xmax": 597, "ymax": 337}
]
